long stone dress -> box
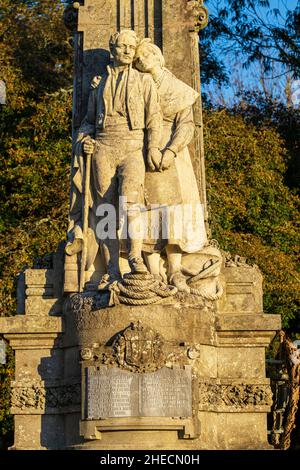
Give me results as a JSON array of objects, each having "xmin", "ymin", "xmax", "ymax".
[{"xmin": 142, "ymin": 68, "xmax": 207, "ymax": 255}]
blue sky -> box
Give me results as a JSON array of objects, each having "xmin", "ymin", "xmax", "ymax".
[
  {"xmin": 205, "ymin": 0, "xmax": 299, "ymax": 24},
  {"xmin": 202, "ymin": 0, "xmax": 300, "ymax": 105}
]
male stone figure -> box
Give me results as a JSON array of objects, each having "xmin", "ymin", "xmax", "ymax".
[{"xmin": 66, "ymin": 30, "xmax": 162, "ymax": 284}]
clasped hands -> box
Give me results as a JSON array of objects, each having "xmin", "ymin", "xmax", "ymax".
[
  {"xmin": 148, "ymin": 148, "xmax": 175, "ymax": 172},
  {"xmin": 83, "ymin": 137, "xmax": 174, "ymax": 172}
]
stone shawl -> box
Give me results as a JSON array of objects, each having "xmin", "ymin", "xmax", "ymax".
[{"xmin": 158, "ymin": 69, "xmax": 199, "ymax": 119}]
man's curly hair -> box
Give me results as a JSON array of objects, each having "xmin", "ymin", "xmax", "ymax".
[{"xmin": 109, "ymin": 29, "xmax": 139, "ymax": 54}]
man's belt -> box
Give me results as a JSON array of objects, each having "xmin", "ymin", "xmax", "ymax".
[{"xmin": 96, "ymin": 126, "xmax": 143, "ymax": 141}]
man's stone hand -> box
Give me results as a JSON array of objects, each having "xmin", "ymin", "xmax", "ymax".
[
  {"xmin": 83, "ymin": 137, "xmax": 96, "ymax": 155},
  {"xmin": 147, "ymin": 148, "xmax": 162, "ymax": 171},
  {"xmin": 160, "ymin": 149, "xmax": 175, "ymax": 171}
]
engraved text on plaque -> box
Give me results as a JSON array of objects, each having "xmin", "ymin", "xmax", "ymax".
[{"xmin": 86, "ymin": 366, "xmax": 192, "ymax": 419}]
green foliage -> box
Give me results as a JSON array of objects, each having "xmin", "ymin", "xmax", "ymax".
[
  {"xmin": 0, "ymin": 0, "xmax": 73, "ymax": 445},
  {"xmin": 233, "ymin": 91, "xmax": 300, "ymax": 193},
  {"xmin": 0, "ymin": 89, "xmax": 72, "ymax": 318},
  {"xmin": 204, "ymin": 108, "xmax": 300, "ymax": 329},
  {"xmin": 0, "ymin": 0, "xmax": 73, "ymax": 104}
]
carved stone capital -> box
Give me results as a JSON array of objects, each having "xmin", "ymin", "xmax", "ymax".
[{"xmin": 187, "ymin": 1, "xmax": 209, "ymax": 31}]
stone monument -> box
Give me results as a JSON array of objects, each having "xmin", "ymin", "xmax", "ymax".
[{"xmin": 0, "ymin": 0, "xmax": 281, "ymax": 450}]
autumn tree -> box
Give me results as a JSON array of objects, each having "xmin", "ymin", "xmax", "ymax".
[
  {"xmin": 0, "ymin": 0, "xmax": 73, "ymax": 447},
  {"xmin": 200, "ymin": 0, "xmax": 300, "ymax": 85}
]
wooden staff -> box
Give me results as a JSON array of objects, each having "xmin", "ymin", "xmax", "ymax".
[{"xmin": 79, "ymin": 150, "xmax": 92, "ymax": 293}]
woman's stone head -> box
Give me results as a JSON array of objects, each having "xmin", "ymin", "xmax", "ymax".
[{"xmin": 134, "ymin": 39, "xmax": 165, "ymax": 72}]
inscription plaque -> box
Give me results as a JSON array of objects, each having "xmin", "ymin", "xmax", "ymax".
[{"xmin": 86, "ymin": 366, "xmax": 192, "ymax": 419}]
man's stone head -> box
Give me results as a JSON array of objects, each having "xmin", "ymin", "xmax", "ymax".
[{"xmin": 109, "ymin": 30, "xmax": 139, "ymax": 66}]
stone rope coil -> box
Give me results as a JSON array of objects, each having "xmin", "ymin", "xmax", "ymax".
[{"xmin": 112, "ymin": 272, "xmax": 178, "ymax": 306}]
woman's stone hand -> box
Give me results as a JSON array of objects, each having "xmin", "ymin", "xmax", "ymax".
[
  {"xmin": 160, "ymin": 149, "xmax": 175, "ymax": 171},
  {"xmin": 148, "ymin": 148, "xmax": 162, "ymax": 171}
]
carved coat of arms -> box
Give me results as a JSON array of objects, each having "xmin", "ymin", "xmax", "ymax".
[{"xmin": 113, "ymin": 322, "xmax": 165, "ymax": 373}]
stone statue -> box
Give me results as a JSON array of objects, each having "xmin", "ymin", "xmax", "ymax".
[
  {"xmin": 65, "ymin": 29, "xmax": 221, "ymax": 300},
  {"xmin": 134, "ymin": 39, "xmax": 221, "ymax": 296},
  {"xmin": 65, "ymin": 30, "xmax": 163, "ymax": 288}
]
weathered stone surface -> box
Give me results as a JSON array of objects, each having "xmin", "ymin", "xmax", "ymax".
[
  {"xmin": 198, "ymin": 411, "xmax": 272, "ymax": 450},
  {"xmin": 25, "ymin": 298, "xmax": 62, "ymax": 316},
  {"xmin": 0, "ymin": 339, "xmax": 6, "ymax": 365},
  {"xmin": 12, "ymin": 414, "xmax": 65, "ymax": 450},
  {"xmin": 196, "ymin": 344, "xmax": 217, "ymax": 378},
  {"xmin": 25, "ymin": 269, "xmax": 54, "ymax": 286},
  {"xmin": 0, "ymin": 79, "xmax": 6, "ymax": 105},
  {"xmin": 0, "ymin": 316, "xmax": 63, "ymax": 335},
  {"xmin": 64, "ymin": 346, "xmax": 81, "ymax": 379},
  {"xmin": 12, "ymin": 415, "xmax": 46, "ymax": 450},
  {"xmin": 67, "ymin": 303, "xmax": 216, "ymax": 347},
  {"xmin": 216, "ymin": 314, "xmax": 281, "ymax": 348},
  {"xmin": 216, "ymin": 313, "xmax": 281, "ymax": 332},
  {"xmin": 198, "ymin": 381, "xmax": 273, "ymax": 411},
  {"xmin": 217, "ymin": 347, "xmax": 266, "ymax": 379},
  {"xmin": 14, "ymin": 347, "xmax": 64, "ymax": 382},
  {"xmin": 217, "ymin": 266, "xmax": 264, "ymax": 314},
  {"xmin": 11, "ymin": 379, "xmax": 81, "ymax": 414}
]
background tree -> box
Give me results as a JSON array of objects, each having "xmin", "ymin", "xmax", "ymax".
[
  {"xmin": 204, "ymin": 109, "xmax": 300, "ymax": 332},
  {"xmin": 0, "ymin": 0, "xmax": 73, "ymax": 448},
  {"xmin": 200, "ymin": 0, "xmax": 300, "ymax": 86},
  {"xmin": 199, "ymin": 2, "xmax": 300, "ymax": 340}
]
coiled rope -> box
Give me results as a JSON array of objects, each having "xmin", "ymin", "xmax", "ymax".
[{"xmin": 110, "ymin": 272, "xmax": 178, "ymax": 305}]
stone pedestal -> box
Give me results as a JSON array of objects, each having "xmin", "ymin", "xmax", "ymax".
[{"xmin": 0, "ymin": 261, "xmax": 281, "ymax": 450}]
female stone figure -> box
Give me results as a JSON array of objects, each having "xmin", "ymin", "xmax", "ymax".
[{"xmin": 134, "ymin": 39, "xmax": 211, "ymax": 293}]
